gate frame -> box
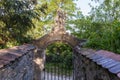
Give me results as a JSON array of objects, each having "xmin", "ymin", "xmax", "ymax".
[{"xmin": 33, "ymin": 8, "xmax": 85, "ymax": 80}]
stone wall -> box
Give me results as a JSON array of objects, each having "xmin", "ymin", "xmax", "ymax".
[
  {"xmin": 1, "ymin": 43, "xmax": 120, "ymax": 80},
  {"xmin": 74, "ymin": 46, "xmax": 120, "ymax": 80},
  {"xmin": 0, "ymin": 44, "xmax": 35, "ymax": 80}
]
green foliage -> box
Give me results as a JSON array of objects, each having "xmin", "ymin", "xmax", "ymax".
[
  {"xmin": 36, "ymin": 0, "xmax": 77, "ymax": 32},
  {"xmin": 46, "ymin": 42, "xmax": 73, "ymax": 69},
  {"xmin": 1, "ymin": 0, "xmax": 120, "ymax": 55},
  {"xmin": 67, "ymin": 0, "xmax": 120, "ymax": 54},
  {"xmin": 0, "ymin": 0, "xmax": 76, "ymax": 49},
  {"xmin": 86, "ymin": 21, "xmax": 120, "ymax": 53},
  {"xmin": 86, "ymin": 0, "xmax": 120, "ymax": 53},
  {"xmin": 0, "ymin": 0, "xmax": 47, "ymax": 48}
]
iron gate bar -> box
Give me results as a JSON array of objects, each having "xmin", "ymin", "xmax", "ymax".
[
  {"xmin": 58, "ymin": 64, "xmax": 59, "ymax": 80},
  {"xmin": 65, "ymin": 67, "xmax": 66, "ymax": 80},
  {"xmin": 62, "ymin": 64, "xmax": 63, "ymax": 80},
  {"xmin": 44, "ymin": 70, "xmax": 45, "ymax": 80},
  {"xmin": 43, "ymin": 54, "xmax": 74, "ymax": 80},
  {"xmin": 51, "ymin": 66, "xmax": 52, "ymax": 80}
]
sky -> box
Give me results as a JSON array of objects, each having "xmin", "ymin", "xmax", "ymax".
[{"xmin": 75, "ymin": 0, "xmax": 100, "ymax": 16}]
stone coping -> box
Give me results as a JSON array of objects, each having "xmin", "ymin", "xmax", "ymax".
[
  {"xmin": 0, "ymin": 44, "xmax": 35, "ymax": 69},
  {"xmin": 74, "ymin": 46, "xmax": 120, "ymax": 78}
]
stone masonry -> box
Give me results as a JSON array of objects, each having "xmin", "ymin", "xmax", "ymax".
[
  {"xmin": 34, "ymin": 8, "xmax": 120, "ymax": 80},
  {"xmin": 0, "ymin": 43, "xmax": 120, "ymax": 80},
  {"xmin": 1, "ymin": 7, "xmax": 120, "ymax": 80},
  {"xmin": 74, "ymin": 44, "xmax": 120, "ymax": 80},
  {"xmin": 0, "ymin": 44, "xmax": 35, "ymax": 80}
]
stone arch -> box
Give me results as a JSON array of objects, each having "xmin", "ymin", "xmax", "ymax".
[
  {"xmin": 45, "ymin": 40, "xmax": 73, "ymax": 49},
  {"xmin": 34, "ymin": 32, "xmax": 80, "ymax": 49},
  {"xmin": 33, "ymin": 8, "xmax": 85, "ymax": 80},
  {"xmin": 33, "ymin": 31, "xmax": 83, "ymax": 80}
]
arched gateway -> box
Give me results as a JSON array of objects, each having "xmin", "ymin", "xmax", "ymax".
[
  {"xmin": 33, "ymin": 8, "xmax": 85, "ymax": 80},
  {"xmin": 34, "ymin": 8, "xmax": 80, "ymax": 49}
]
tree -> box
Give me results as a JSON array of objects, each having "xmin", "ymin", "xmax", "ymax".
[
  {"xmin": 34, "ymin": 0, "xmax": 77, "ymax": 33},
  {"xmin": 0, "ymin": 0, "xmax": 47, "ymax": 48},
  {"xmin": 66, "ymin": 0, "xmax": 120, "ymax": 54},
  {"xmin": 85, "ymin": 0, "xmax": 120, "ymax": 53},
  {"xmin": 46, "ymin": 42, "xmax": 73, "ymax": 68},
  {"xmin": 89, "ymin": 0, "xmax": 120, "ymax": 22}
]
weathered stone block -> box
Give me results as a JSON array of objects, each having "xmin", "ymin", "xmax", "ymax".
[{"xmin": 0, "ymin": 44, "xmax": 35, "ymax": 80}]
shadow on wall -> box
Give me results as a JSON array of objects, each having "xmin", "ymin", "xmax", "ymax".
[{"xmin": 34, "ymin": 49, "xmax": 45, "ymax": 80}]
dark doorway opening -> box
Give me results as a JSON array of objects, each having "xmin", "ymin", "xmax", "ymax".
[{"xmin": 42, "ymin": 42, "xmax": 75, "ymax": 80}]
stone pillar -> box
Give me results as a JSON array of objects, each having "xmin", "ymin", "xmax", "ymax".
[
  {"xmin": 73, "ymin": 50, "xmax": 86, "ymax": 80},
  {"xmin": 34, "ymin": 49, "xmax": 45, "ymax": 80}
]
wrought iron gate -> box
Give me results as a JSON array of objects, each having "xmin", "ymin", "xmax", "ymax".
[{"xmin": 42, "ymin": 53, "xmax": 74, "ymax": 80}]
